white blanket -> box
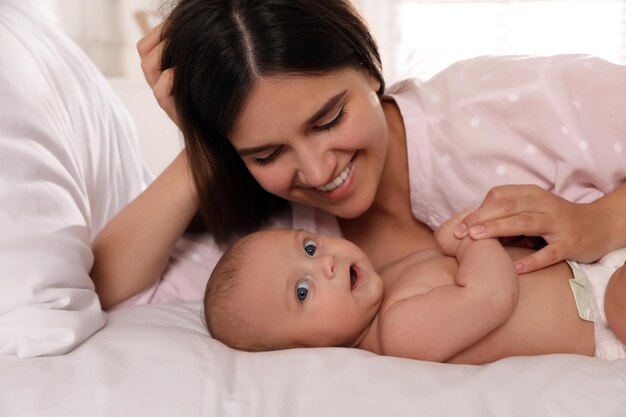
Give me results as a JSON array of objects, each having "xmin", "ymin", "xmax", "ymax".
[
  {"xmin": 0, "ymin": 0, "xmax": 148, "ymax": 357},
  {"xmin": 1, "ymin": 302, "xmax": 625, "ymax": 417}
]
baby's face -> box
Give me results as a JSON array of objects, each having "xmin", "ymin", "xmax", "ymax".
[{"xmin": 234, "ymin": 229, "xmax": 383, "ymax": 348}]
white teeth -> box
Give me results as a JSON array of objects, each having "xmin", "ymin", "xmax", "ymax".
[{"xmin": 317, "ymin": 162, "xmax": 352, "ymax": 192}]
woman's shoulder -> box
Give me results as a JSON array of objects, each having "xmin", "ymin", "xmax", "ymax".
[
  {"xmin": 389, "ymin": 54, "xmax": 621, "ymax": 97},
  {"xmin": 431, "ymin": 54, "xmax": 617, "ymax": 77}
]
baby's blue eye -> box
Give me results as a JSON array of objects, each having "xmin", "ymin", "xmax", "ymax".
[
  {"xmin": 304, "ymin": 240, "xmax": 317, "ymax": 256},
  {"xmin": 296, "ymin": 280, "xmax": 309, "ymax": 302}
]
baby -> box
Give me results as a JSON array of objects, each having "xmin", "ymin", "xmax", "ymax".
[{"xmin": 203, "ymin": 213, "xmax": 626, "ymax": 364}]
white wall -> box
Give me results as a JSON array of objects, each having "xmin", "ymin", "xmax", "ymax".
[
  {"xmin": 355, "ymin": 0, "xmax": 626, "ymax": 82},
  {"xmin": 35, "ymin": 0, "xmax": 166, "ymax": 76},
  {"xmin": 108, "ymin": 78, "xmax": 183, "ymax": 176},
  {"xmin": 31, "ymin": 0, "xmax": 180, "ymax": 174}
]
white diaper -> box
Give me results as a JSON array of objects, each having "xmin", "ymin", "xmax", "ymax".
[{"xmin": 568, "ymin": 248, "xmax": 626, "ymax": 361}]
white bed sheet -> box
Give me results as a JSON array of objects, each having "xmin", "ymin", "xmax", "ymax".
[{"xmin": 2, "ymin": 302, "xmax": 625, "ymax": 417}]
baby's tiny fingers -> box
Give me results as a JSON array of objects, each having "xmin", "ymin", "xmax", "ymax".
[
  {"xmin": 454, "ymin": 222, "xmax": 467, "ymax": 239},
  {"xmin": 450, "ymin": 208, "xmax": 475, "ymax": 238}
]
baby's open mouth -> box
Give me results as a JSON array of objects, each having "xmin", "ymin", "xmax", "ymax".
[{"xmin": 350, "ymin": 266, "xmax": 358, "ymax": 290}]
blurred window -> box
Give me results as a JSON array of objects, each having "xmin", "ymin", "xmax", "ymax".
[{"xmin": 354, "ymin": 0, "xmax": 626, "ymax": 82}]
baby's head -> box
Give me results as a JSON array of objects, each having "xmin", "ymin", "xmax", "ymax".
[{"xmin": 204, "ymin": 229, "xmax": 384, "ymax": 352}]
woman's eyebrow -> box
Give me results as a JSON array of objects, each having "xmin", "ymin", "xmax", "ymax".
[
  {"xmin": 237, "ymin": 144, "xmax": 274, "ymax": 157},
  {"xmin": 305, "ymin": 90, "xmax": 348, "ymax": 125},
  {"xmin": 236, "ymin": 90, "xmax": 348, "ymax": 157}
]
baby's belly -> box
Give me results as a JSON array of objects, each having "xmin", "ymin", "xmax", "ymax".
[{"xmin": 447, "ymin": 249, "xmax": 595, "ymax": 365}]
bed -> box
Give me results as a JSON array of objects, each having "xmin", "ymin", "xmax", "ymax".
[
  {"xmin": 1, "ymin": 1, "xmax": 625, "ymax": 416},
  {"xmin": 2, "ymin": 301, "xmax": 626, "ymax": 417}
]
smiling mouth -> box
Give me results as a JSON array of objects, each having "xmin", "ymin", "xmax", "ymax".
[{"xmin": 316, "ymin": 161, "xmax": 353, "ymax": 192}]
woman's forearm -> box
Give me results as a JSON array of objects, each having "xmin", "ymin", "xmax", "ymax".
[
  {"xmin": 90, "ymin": 151, "xmax": 199, "ymax": 309},
  {"xmin": 589, "ymin": 183, "xmax": 626, "ymax": 253}
]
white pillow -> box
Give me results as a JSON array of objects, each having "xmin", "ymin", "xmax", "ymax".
[{"xmin": 0, "ymin": 1, "xmax": 149, "ymax": 357}]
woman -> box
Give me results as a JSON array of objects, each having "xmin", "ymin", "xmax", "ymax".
[{"xmin": 91, "ymin": 0, "xmax": 626, "ymax": 309}]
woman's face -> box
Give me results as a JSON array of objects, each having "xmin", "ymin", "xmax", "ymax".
[{"xmin": 229, "ymin": 67, "xmax": 388, "ymax": 219}]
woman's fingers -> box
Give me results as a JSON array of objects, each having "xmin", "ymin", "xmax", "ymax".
[
  {"xmin": 140, "ymin": 40, "xmax": 166, "ymax": 88},
  {"xmin": 138, "ymin": 22, "xmax": 166, "ymax": 89},
  {"xmin": 513, "ymin": 242, "xmax": 565, "ymax": 273},
  {"xmin": 457, "ymin": 184, "xmax": 563, "ymax": 240},
  {"xmin": 136, "ymin": 22, "xmax": 178, "ymax": 126},
  {"xmin": 465, "ymin": 212, "xmax": 543, "ymax": 240},
  {"xmin": 457, "ymin": 183, "xmax": 621, "ymax": 270},
  {"xmin": 153, "ymin": 68, "xmax": 179, "ymax": 126},
  {"xmin": 462, "ymin": 185, "xmax": 542, "ymax": 227},
  {"xmin": 137, "ymin": 21, "xmax": 164, "ymax": 59}
]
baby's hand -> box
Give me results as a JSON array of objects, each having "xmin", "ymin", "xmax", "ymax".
[{"xmin": 435, "ymin": 209, "xmax": 474, "ymax": 256}]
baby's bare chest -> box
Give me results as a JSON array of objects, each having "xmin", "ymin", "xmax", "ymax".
[{"xmin": 379, "ymin": 251, "xmax": 458, "ymax": 307}]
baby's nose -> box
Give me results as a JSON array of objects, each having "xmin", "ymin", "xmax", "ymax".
[{"xmin": 320, "ymin": 254, "xmax": 336, "ymax": 279}]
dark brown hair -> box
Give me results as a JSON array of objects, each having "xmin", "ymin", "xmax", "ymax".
[
  {"xmin": 161, "ymin": 0, "xmax": 384, "ymax": 243},
  {"xmin": 204, "ymin": 232, "xmax": 293, "ymax": 352},
  {"xmin": 203, "ymin": 234, "xmax": 250, "ymax": 349}
]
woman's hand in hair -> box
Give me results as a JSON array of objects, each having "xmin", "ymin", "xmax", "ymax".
[
  {"xmin": 453, "ymin": 184, "xmax": 626, "ymax": 273},
  {"xmin": 137, "ymin": 22, "xmax": 179, "ymax": 127}
]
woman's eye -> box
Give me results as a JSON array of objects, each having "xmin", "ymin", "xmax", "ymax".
[
  {"xmin": 304, "ymin": 240, "xmax": 317, "ymax": 256},
  {"xmin": 315, "ymin": 108, "xmax": 346, "ymax": 131},
  {"xmin": 253, "ymin": 146, "xmax": 284, "ymax": 166},
  {"xmin": 296, "ymin": 280, "xmax": 309, "ymax": 302}
]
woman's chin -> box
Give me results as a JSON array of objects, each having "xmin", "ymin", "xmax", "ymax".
[{"xmin": 334, "ymin": 195, "xmax": 375, "ymax": 220}]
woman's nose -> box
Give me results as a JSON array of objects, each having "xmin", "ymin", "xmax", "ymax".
[{"xmin": 296, "ymin": 144, "xmax": 335, "ymax": 188}]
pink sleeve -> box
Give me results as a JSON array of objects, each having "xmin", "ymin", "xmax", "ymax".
[
  {"xmin": 544, "ymin": 55, "xmax": 626, "ymax": 195},
  {"xmin": 395, "ymin": 55, "xmax": 626, "ymax": 229},
  {"xmin": 113, "ymin": 233, "xmax": 226, "ymax": 308}
]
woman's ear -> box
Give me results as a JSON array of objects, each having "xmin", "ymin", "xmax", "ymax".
[{"xmin": 366, "ymin": 70, "xmax": 381, "ymax": 93}]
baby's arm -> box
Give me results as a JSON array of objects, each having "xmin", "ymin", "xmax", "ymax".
[
  {"xmin": 90, "ymin": 151, "xmax": 198, "ymax": 309},
  {"xmin": 379, "ymin": 236, "xmax": 519, "ymax": 363}
]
